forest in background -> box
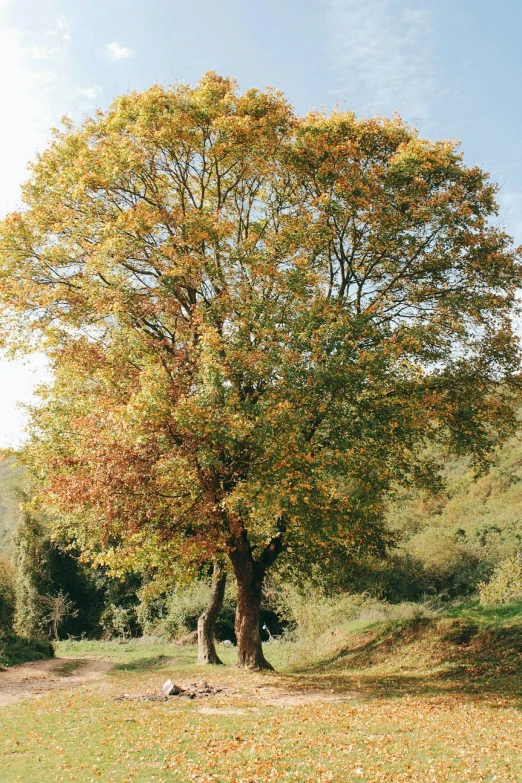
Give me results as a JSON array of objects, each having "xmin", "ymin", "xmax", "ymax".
[
  {"xmin": 0, "ymin": 459, "xmax": 23, "ymax": 553},
  {"xmin": 1, "ymin": 428, "xmax": 522, "ymax": 658}
]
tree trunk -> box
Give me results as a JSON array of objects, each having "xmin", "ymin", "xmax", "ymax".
[
  {"xmin": 225, "ymin": 541, "xmax": 272, "ymax": 670},
  {"xmin": 197, "ymin": 561, "xmax": 227, "ymax": 665},
  {"xmin": 233, "ymin": 559, "xmax": 273, "ymax": 669},
  {"xmin": 228, "ymin": 517, "xmax": 286, "ymax": 670}
]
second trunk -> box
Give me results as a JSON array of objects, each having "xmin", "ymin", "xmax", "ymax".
[{"xmin": 197, "ymin": 561, "xmax": 227, "ymax": 665}]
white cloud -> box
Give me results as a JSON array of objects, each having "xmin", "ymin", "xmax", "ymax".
[
  {"xmin": 322, "ymin": 0, "xmax": 438, "ymax": 120},
  {"xmin": 45, "ymin": 14, "xmax": 71, "ymax": 44},
  {"xmin": 55, "ymin": 16, "xmax": 72, "ymax": 43},
  {"xmin": 104, "ymin": 41, "xmax": 135, "ymax": 61},
  {"xmin": 77, "ymin": 84, "xmax": 102, "ymax": 100}
]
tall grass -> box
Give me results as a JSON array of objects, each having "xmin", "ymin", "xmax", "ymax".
[{"xmin": 278, "ymin": 582, "xmax": 438, "ymax": 666}]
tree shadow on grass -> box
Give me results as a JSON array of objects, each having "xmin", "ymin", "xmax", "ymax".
[
  {"xmin": 113, "ymin": 654, "xmax": 176, "ymax": 673},
  {"xmin": 272, "ymin": 617, "xmax": 522, "ymax": 707}
]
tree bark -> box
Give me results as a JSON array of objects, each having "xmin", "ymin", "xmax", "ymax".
[
  {"xmin": 233, "ymin": 557, "xmax": 273, "ymax": 670},
  {"xmin": 197, "ymin": 561, "xmax": 227, "ymax": 665},
  {"xmin": 228, "ymin": 522, "xmax": 286, "ymax": 670}
]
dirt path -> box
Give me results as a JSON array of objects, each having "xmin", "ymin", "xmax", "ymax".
[
  {"xmin": 0, "ymin": 657, "xmax": 113, "ymax": 706},
  {"xmin": 1, "ymin": 656, "xmax": 364, "ymax": 710},
  {"xmin": 247, "ymin": 682, "xmax": 362, "ymax": 707}
]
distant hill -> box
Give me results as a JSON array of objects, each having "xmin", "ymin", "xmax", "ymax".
[
  {"xmin": 1, "ymin": 432, "xmax": 521, "ymax": 570},
  {"xmin": 390, "ymin": 433, "xmax": 522, "ymax": 551},
  {"xmin": 0, "ymin": 459, "xmax": 24, "ymax": 554},
  {"xmin": 382, "ymin": 432, "xmax": 522, "ymax": 598}
]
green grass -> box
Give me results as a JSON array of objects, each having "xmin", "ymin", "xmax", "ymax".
[
  {"xmin": 2, "ymin": 605, "xmax": 522, "ymax": 782},
  {"xmin": 57, "ymin": 637, "xmax": 240, "ymax": 669},
  {"xmin": 445, "ymin": 597, "xmax": 522, "ymax": 626}
]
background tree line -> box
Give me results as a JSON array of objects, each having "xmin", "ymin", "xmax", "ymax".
[{"xmin": 2, "ymin": 429, "xmax": 522, "ymax": 654}]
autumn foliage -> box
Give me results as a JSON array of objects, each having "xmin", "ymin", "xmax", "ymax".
[{"xmin": 0, "ymin": 73, "xmax": 520, "ymax": 668}]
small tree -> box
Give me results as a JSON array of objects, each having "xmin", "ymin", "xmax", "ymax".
[
  {"xmin": 479, "ymin": 556, "xmax": 522, "ymax": 605},
  {"xmin": 1, "ymin": 74, "xmax": 521, "ymax": 668},
  {"xmin": 42, "ymin": 590, "xmax": 78, "ymax": 641},
  {"xmin": 0, "ymin": 555, "xmax": 15, "ymax": 632}
]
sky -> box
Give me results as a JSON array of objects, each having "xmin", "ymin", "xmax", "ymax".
[{"xmin": 0, "ymin": 0, "xmax": 521, "ymax": 446}]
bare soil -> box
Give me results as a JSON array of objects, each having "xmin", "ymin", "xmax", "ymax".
[
  {"xmin": 0, "ymin": 655, "xmax": 363, "ymax": 709},
  {"xmin": 0, "ymin": 657, "xmax": 113, "ymax": 706},
  {"xmin": 249, "ymin": 684, "xmax": 362, "ymax": 706}
]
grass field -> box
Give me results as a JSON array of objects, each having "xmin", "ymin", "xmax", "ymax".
[{"xmin": 2, "ymin": 602, "xmax": 522, "ymax": 782}]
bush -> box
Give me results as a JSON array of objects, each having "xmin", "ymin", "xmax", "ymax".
[
  {"xmin": 137, "ymin": 579, "xmax": 236, "ymax": 641},
  {"xmin": 277, "ymin": 581, "xmax": 436, "ymax": 666},
  {"xmin": 100, "ymin": 603, "xmax": 135, "ymax": 640},
  {"xmin": 13, "ymin": 512, "xmax": 129, "ymax": 640},
  {"xmin": 0, "ymin": 632, "xmax": 54, "ymax": 668},
  {"xmin": 14, "ymin": 513, "xmax": 103, "ymax": 638},
  {"xmin": 479, "ymin": 556, "xmax": 522, "ymax": 605},
  {"xmin": 278, "ymin": 583, "xmax": 371, "ymax": 641},
  {"xmin": 0, "ymin": 555, "xmax": 15, "ymax": 631}
]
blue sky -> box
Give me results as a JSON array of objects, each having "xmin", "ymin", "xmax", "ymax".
[{"xmin": 1, "ymin": 0, "xmax": 521, "ymax": 445}]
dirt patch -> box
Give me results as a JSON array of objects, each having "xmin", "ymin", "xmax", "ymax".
[
  {"xmin": 199, "ymin": 707, "xmax": 249, "ymax": 715},
  {"xmin": 250, "ymin": 683, "xmax": 363, "ymax": 707},
  {"xmin": 114, "ymin": 679, "xmax": 229, "ymax": 702},
  {"xmin": 0, "ymin": 657, "xmax": 113, "ymax": 706},
  {"xmin": 115, "ymin": 677, "xmax": 363, "ymax": 708}
]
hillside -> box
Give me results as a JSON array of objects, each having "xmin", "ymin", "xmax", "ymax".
[
  {"xmin": 297, "ymin": 600, "xmax": 522, "ymax": 699},
  {"xmin": 391, "ymin": 434, "xmax": 522, "ymax": 548},
  {"xmin": 0, "ymin": 460, "xmax": 23, "ymax": 554},
  {"xmin": 379, "ymin": 433, "xmax": 522, "ymax": 598},
  {"xmin": 1, "ymin": 433, "xmax": 522, "ymax": 566}
]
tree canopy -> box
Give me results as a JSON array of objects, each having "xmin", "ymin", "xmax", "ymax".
[{"xmin": 1, "ymin": 72, "xmax": 520, "ymax": 667}]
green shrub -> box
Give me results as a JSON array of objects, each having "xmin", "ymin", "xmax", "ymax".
[
  {"xmin": 13, "ymin": 513, "xmax": 88, "ymax": 638},
  {"xmin": 0, "ymin": 555, "xmax": 15, "ymax": 631},
  {"xmin": 0, "ymin": 632, "xmax": 54, "ymax": 668},
  {"xmin": 285, "ymin": 584, "xmax": 434, "ymax": 640},
  {"xmin": 479, "ymin": 556, "xmax": 522, "ymax": 605},
  {"xmin": 13, "ymin": 512, "xmax": 119, "ymax": 639},
  {"xmin": 100, "ymin": 603, "xmax": 135, "ymax": 640},
  {"xmin": 137, "ymin": 579, "xmax": 236, "ymax": 641},
  {"xmin": 277, "ymin": 583, "xmax": 371, "ymax": 641},
  {"xmin": 276, "ymin": 581, "xmax": 437, "ymax": 666}
]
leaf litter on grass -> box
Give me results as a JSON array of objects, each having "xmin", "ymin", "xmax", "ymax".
[{"xmin": 2, "ymin": 615, "xmax": 522, "ymax": 782}]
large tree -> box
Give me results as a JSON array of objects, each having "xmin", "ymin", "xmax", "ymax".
[{"xmin": 1, "ymin": 73, "xmax": 520, "ymax": 668}]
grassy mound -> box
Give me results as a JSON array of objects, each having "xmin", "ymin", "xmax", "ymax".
[
  {"xmin": 297, "ymin": 600, "xmax": 522, "ymax": 701},
  {"xmin": 0, "ymin": 633, "xmax": 54, "ymax": 669}
]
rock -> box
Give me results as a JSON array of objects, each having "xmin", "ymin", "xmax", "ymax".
[
  {"xmin": 161, "ymin": 679, "xmax": 181, "ymax": 696},
  {"xmin": 222, "ymin": 640, "xmax": 233, "ymax": 646},
  {"xmin": 161, "ymin": 679, "xmax": 173, "ymax": 695}
]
